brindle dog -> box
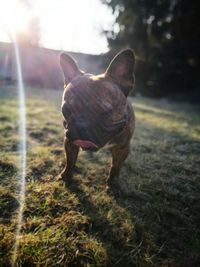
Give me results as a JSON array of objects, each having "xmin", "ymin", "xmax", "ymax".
[{"xmin": 59, "ymin": 49, "xmax": 135, "ymax": 193}]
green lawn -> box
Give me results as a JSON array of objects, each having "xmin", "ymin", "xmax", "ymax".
[{"xmin": 0, "ymin": 86, "xmax": 200, "ymax": 266}]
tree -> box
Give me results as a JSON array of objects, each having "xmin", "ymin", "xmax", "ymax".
[{"xmin": 103, "ymin": 0, "xmax": 200, "ymax": 99}]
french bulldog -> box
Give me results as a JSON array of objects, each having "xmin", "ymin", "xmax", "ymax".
[{"xmin": 59, "ymin": 49, "xmax": 135, "ymax": 193}]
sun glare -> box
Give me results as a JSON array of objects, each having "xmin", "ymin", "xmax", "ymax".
[
  {"xmin": 0, "ymin": 0, "xmax": 31, "ymax": 37},
  {"xmin": 0, "ymin": 0, "xmax": 115, "ymax": 54}
]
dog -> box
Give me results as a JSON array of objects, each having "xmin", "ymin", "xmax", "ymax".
[{"xmin": 59, "ymin": 49, "xmax": 135, "ymax": 193}]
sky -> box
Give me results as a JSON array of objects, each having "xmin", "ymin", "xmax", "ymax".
[{"xmin": 0, "ymin": 0, "xmax": 116, "ymax": 54}]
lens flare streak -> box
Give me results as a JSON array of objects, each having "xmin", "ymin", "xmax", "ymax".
[{"xmin": 11, "ymin": 34, "xmax": 27, "ymax": 266}]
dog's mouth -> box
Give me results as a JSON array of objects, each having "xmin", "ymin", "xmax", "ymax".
[{"xmin": 73, "ymin": 139, "xmax": 99, "ymax": 151}]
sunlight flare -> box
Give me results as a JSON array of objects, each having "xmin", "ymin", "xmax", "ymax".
[
  {"xmin": 0, "ymin": 0, "xmax": 30, "ymax": 34},
  {"xmin": 11, "ymin": 32, "xmax": 27, "ymax": 266}
]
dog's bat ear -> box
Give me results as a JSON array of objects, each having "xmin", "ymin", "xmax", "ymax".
[
  {"xmin": 105, "ymin": 49, "xmax": 135, "ymax": 97},
  {"xmin": 60, "ymin": 53, "xmax": 82, "ymax": 84}
]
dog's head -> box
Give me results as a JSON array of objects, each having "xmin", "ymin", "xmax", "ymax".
[{"xmin": 60, "ymin": 49, "xmax": 135, "ymax": 150}]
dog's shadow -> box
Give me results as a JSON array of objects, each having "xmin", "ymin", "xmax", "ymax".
[{"xmin": 62, "ymin": 174, "xmax": 139, "ymax": 266}]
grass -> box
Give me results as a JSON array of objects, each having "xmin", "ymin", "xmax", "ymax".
[{"xmin": 0, "ymin": 85, "xmax": 200, "ymax": 266}]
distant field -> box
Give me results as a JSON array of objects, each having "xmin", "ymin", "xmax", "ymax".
[{"xmin": 0, "ymin": 86, "xmax": 200, "ymax": 266}]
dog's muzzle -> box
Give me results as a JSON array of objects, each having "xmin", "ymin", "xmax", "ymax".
[
  {"xmin": 65, "ymin": 111, "xmax": 127, "ymax": 150},
  {"xmin": 65, "ymin": 121, "xmax": 98, "ymax": 149}
]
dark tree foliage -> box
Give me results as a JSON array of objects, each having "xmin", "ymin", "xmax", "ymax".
[{"xmin": 103, "ymin": 0, "xmax": 200, "ymax": 99}]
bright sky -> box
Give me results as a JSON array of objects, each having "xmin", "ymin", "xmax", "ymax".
[{"xmin": 0, "ymin": 0, "xmax": 115, "ymax": 54}]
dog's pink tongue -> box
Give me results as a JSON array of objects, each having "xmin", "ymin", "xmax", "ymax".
[{"xmin": 73, "ymin": 139, "xmax": 98, "ymax": 148}]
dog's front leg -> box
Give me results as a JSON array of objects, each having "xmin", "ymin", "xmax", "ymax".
[
  {"xmin": 107, "ymin": 144, "xmax": 130, "ymax": 193},
  {"xmin": 60, "ymin": 136, "xmax": 79, "ymax": 180}
]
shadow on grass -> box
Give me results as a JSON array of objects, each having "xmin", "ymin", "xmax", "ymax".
[
  {"xmin": 63, "ymin": 107, "xmax": 200, "ymax": 266},
  {"xmin": 0, "ymin": 161, "xmax": 19, "ymax": 223},
  {"xmin": 0, "ymin": 194, "xmax": 19, "ymax": 223},
  {"xmin": 64, "ymin": 176, "xmax": 142, "ymax": 267},
  {"xmin": 114, "ymin": 186, "xmax": 200, "ymax": 266},
  {"xmin": 117, "ymin": 123, "xmax": 200, "ymax": 265}
]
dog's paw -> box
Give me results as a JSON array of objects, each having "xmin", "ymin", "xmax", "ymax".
[
  {"xmin": 57, "ymin": 168, "xmax": 73, "ymax": 181},
  {"xmin": 73, "ymin": 165, "xmax": 82, "ymax": 174},
  {"xmin": 106, "ymin": 185, "xmax": 123, "ymax": 197},
  {"xmin": 55, "ymin": 173, "xmax": 63, "ymax": 181}
]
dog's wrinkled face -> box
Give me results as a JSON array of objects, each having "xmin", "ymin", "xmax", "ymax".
[
  {"xmin": 60, "ymin": 50, "xmax": 135, "ymax": 150},
  {"xmin": 62, "ymin": 75, "xmax": 128, "ymax": 149}
]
